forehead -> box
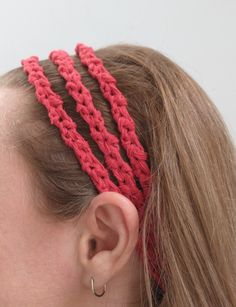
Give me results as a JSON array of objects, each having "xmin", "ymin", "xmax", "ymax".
[
  {"xmin": 0, "ymin": 88, "xmax": 17, "ymax": 130},
  {"xmin": 0, "ymin": 88, "xmax": 34, "ymax": 193},
  {"xmin": 0, "ymin": 88, "xmax": 28, "ymax": 147},
  {"xmin": 0, "ymin": 89, "xmax": 13, "ymax": 146}
]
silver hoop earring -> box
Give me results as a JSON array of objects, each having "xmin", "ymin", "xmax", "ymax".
[{"xmin": 90, "ymin": 276, "xmax": 107, "ymax": 297}]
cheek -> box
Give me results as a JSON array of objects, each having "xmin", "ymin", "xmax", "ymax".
[
  {"xmin": 0, "ymin": 199, "xmax": 80, "ymax": 306},
  {"xmin": 0, "ymin": 151, "xmax": 81, "ymax": 305}
]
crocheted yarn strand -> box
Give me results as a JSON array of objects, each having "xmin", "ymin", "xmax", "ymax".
[
  {"xmin": 75, "ymin": 43, "xmax": 152, "ymax": 201},
  {"xmin": 21, "ymin": 56, "xmax": 120, "ymax": 195},
  {"xmin": 49, "ymin": 49, "xmax": 145, "ymax": 213}
]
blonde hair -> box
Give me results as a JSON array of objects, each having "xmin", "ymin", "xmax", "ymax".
[{"xmin": 1, "ymin": 43, "xmax": 236, "ymax": 306}]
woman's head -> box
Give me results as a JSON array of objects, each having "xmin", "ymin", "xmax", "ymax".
[{"xmin": 0, "ymin": 43, "xmax": 235, "ymax": 307}]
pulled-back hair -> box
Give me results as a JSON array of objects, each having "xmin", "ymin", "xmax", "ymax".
[{"xmin": 1, "ymin": 43, "xmax": 236, "ymax": 306}]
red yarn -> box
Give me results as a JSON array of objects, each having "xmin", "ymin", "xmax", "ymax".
[
  {"xmin": 75, "ymin": 43, "xmax": 151, "ymax": 201},
  {"xmin": 48, "ymin": 49, "xmax": 145, "ymax": 215},
  {"xmin": 21, "ymin": 56, "xmax": 120, "ymax": 194},
  {"xmin": 21, "ymin": 46, "xmax": 165, "ymax": 293}
]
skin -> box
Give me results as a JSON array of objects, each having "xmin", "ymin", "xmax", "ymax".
[{"xmin": 0, "ymin": 89, "xmax": 144, "ymax": 307}]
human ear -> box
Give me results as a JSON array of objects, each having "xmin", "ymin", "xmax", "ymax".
[{"xmin": 77, "ymin": 191, "xmax": 140, "ymax": 291}]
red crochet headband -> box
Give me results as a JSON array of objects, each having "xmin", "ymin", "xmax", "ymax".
[{"xmin": 21, "ymin": 42, "xmax": 165, "ymax": 294}]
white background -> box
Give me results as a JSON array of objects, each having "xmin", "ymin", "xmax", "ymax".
[{"xmin": 0, "ymin": 0, "xmax": 235, "ymax": 144}]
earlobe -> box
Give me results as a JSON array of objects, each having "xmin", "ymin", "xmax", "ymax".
[{"xmin": 77, "ymin": 191, "xmax": 140, "ymax": 289}]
